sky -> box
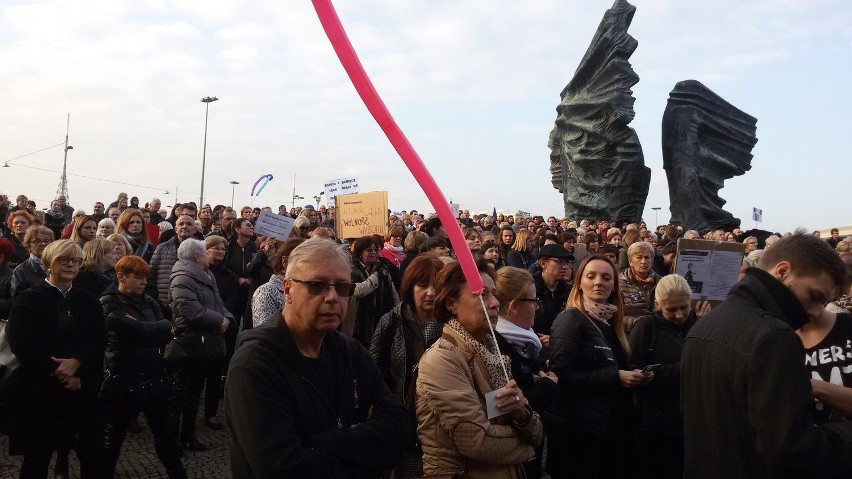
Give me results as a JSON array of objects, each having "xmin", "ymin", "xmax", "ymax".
[{"xmin": 1, "ymin": 0, "xmax": 850, "ymax": 233}]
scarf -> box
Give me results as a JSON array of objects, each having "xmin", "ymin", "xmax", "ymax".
[
  {"xmin": 46, "ymin": 209, "xmax": 65, "ymax": 219},
  {"xmin": 383, "ymin": 242, "xmax": 406, "ymax": 266},
  {"xmin": 495, "ymin": 316, "xmax": 542, "ymax": 362},
  {"xmin": 445, "ymin": 319, "xmax": 511, "ymax": 390},
  {"xmin": 583, "ymin": 297, "xmax": 618, "ymax": 325},
  {"xmin": 630, "ymin": 268, "xmax": 656, "ymax": 286}
]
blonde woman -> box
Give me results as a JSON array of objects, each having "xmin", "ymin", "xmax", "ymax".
[
  {"xmin": 545, "ymin": 255, "xmax": 648, "ymax": 478},
  {"xmin": 68, "ymin": 215, "xmax": 98, "ymax": 248},
  {"xmin": 106, "ymin": 233, "xmax": 133, "ymax": 261},
  {"xmin": 506, "ymin": 228, "xmax": 535, "ymax": 269},
  {"xmin": 628, "ymin": 274, "xmax": 710, "ymax": 478},
  {"xmin": 73, "ymin": 238, "xmax": 118, "ymax": 298}
]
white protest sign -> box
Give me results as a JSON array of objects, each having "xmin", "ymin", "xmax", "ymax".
[
  {"xmin": 254, "ymin": 210, "xmax": 295, "ymax": 241},
  {"xmin": 752, "ymin": 207, "xmax": 762, "ymax": 222},
  {"xmin": 449, "ymin": 203, "xmax": 460, "ymax": 218},
  {"xmin": 675, "ymin": 239, "xmax": 745, "ymax": 302},
  {"xmin": 324, "ymin": 177, "xmax": 359, "ymax": 208}
]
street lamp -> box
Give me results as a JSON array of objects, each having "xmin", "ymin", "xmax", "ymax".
[
  {"xmin": 199, "ymin": 96, "xmax": 219, "ymax": 207},
  {"xmin": 229, "ymin": 180, "xmax": 239, "ymax": 208},
  {"xmin": 313, "ymin": 191, "xmax": 325, "ymax": 205},
  {"xmin": 651, "ymin": 207, "xmax": 661, "ymax": 228}
]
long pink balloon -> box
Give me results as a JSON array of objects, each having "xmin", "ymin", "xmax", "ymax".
[{"xmin": 311, "ymin": 0, "xmax": 484, "ymax": 294}]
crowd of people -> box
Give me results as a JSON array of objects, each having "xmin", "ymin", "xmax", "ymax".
[{"xmin": 0, "ymin": 189, "xmax": 850, "ymax": 478}]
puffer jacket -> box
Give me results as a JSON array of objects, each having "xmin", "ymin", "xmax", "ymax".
[
  {"xmin": 416, "ymin": 325, "xmax": 543, "ymax": 479},
  {"xmin": 168, "ymin": 259, "xmax": 233, "ymax": 336},
  {"xmin": 100, "ymin": 285, "xmax": 171, "ymax": 375},
  {"xmin": 149, "ymin": 237, "xmax": 180, "ymax": 305},
  {"xmin": 11, "ymin": 255, "xmax": 48, "ymax": 299}
]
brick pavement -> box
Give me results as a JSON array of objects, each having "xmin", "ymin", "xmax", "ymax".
[{"xmin": 0, "ymin": 411, "xmax": 232, "ymax": 479}]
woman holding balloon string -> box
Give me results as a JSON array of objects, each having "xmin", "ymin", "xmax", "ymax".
[{"xmin": 416, "ymin": 259, "xmax": 543, "ymax": 478}]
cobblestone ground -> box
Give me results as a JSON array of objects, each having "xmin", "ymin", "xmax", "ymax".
[{"xmin": 0, "ymin": 410, "xmax": 231, "ymax": 479}]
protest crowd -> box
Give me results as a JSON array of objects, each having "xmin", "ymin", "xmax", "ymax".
[{"xmin": 0, "ymin": 189, "xmax": 850, "ymax": 479}]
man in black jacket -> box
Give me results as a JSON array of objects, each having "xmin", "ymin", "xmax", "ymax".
[
  {"xmin": 225, "ymin": 238, "xmax": 408, "ymax": 478},
  {"xmin": 681, "ymin": 233, "xmax": 852, "ymax": 478}
]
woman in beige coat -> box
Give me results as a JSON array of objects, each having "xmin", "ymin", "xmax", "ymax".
[{"xmin": 416, "ymin": 259, "xmax": 543, "ymax": 478}]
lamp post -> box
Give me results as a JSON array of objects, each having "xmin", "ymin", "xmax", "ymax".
[
  {"xmin": 199, "ymin": 96, "xmax": 219, "ymax": 207},
  {"xmin": 313, "ymin": 191, "xmax": 325, "ymax": 205},
  {"xmin": 229, "ymin": 180, "xmax": 239, "ymax": 208},
  {"xmin": 651, "ymin": 207, "xmax": 661, "ymax": 228}
]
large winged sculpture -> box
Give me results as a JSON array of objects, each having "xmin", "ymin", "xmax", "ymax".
[
  {"xmin": 662, "ymin": 80, "xmax": 757, "ymax": 232},
  {"xmin": 548, "ymin": 0, "xmax": 650, "ymax": 223}
]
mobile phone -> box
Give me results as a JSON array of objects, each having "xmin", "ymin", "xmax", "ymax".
[{"xmin": 642, "ymin": 364, "xmax": 661, "ymax": 374}]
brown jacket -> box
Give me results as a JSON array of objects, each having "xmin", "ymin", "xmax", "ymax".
[{"xmin": 416, "ymin": 326, "xmax": 543, "ymax": 478}]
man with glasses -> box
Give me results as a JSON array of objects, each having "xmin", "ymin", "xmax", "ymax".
[
  {"xmin": 149, "ymin": 215, "xmax": 198, "ymax": 309},
  {"xmin": 225, "ymin": 238, "xmax": 408, "ymax": 477}
]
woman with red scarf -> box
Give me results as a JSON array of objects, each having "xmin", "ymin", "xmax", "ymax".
[{"xmin": 380, "ymin": 226, "xmax": 407, "ymax": 268}]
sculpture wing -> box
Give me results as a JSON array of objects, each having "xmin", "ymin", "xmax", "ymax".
[
  {"xmin": 662, "ymin": 80, "xmax": 758, "ymax": 231},
  {"xmin": 549, "ymin": 0, "xmax": 649, "ymax": 222}
]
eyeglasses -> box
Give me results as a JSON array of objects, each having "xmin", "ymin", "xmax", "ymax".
[
  {"xmin": 546, "ymin": 257, "xmax": 570, "ymax": 265},
  {"xmin": 289, "ymin": 278, "xmax": 355, "ymax": 297},
  {"xmin": 31, "ymin": 238, "xmax": 52, "ymax": 245},
  {"xmin": 515, "ymin": 298, "xmax": 540, "ymax": 309},
  {"xmin": 56, "ymin": 257, "xmax": 83, "ymax": 266}
]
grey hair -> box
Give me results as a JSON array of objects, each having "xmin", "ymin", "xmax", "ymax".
[
  {"xmin": 177, "ymin": 238, "xmax": 207, "ymax": 262},
  {"xmin": 747, "ymin": 249, "xmax": 764, "ymax": 268},
  {"xmin": 685, "ymin": 230, "xmax": 699, "ymax": 239},
  {"xmin": 98, "ymin": 218, "xmax": 115, "ymax": 230},
  {"xmin": 627, "ymin": 241, "xmax": 655, "ymax": 258},
  {"xmin": 285, "ymin": 238, "xmax": 352, "ymax": 277},
  {"xmin": 655, "ymin": 274, "xmax": 692, "ymax": 303}
]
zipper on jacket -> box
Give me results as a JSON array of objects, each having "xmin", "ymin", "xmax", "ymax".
[{"xmin": 300, "ymin": 376, "xmax": 344, "ymax": 429}]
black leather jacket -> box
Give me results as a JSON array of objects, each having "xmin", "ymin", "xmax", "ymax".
[{"xmin": 100, "ymin": 285, "xmax": 171, "ymax": 375}]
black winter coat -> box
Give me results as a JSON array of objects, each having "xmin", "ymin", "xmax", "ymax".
[
  {"xmin": 628, "ymin": 312, "xmax": 695, "ymax": 436},
  {"xmin": 533, "ymin": 271, "xmax": 569, "ymax": 337},
  {"xmin": 545, "ymin": 308, "xmax": 632, "ymax": 439},
  {"xmin": 100, "ymin": 285, "xmax": 171, "ymax": 375},
  {"xmin": 225, "ymin": 318, "xmax": 409, "ymax": 478},
  {"xmin": 6, "ymin": 282, "xmax": 105, "ymax": 452},
  {"xmin": 682, "ymin": 268, "xmax": 852, "ymax": 478},
  {"xmin": 495, "ymin": 331, "xmax": 558, "ymax": 414}
]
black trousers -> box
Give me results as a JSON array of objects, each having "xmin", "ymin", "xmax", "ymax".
[
  {"xmin": 169, "ymin": 365, "xmax": 207, "ymax": 439},
  {"xmin": 101, "ymin": 374, "xmax": 184, "ymax": 478}
]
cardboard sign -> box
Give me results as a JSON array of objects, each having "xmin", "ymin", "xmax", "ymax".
[
  {"xmin": 324, "ymin": 177, "xmax": 359, "ymax": 208},
  {"xmin": 254, "ymin": 210, "xmax": 295, "ymax": 241},
  {"xmin": 335, "ymin": 191, "xmax": 389, "ymax": 239},
  {"xmin": 675, "ymin": 239, "xmax": 746, "ymax": 302}
]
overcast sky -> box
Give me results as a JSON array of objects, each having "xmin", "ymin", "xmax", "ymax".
[{"xmin": 1, "ymin": 0, "xmax": 849, "ymax": 232}]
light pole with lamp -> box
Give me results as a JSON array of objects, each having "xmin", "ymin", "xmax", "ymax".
[
  {"xmin": 199, "ymin": 96, "xmax": 219, "ymax": 207},
  {"xmin": 229, "ymin": 180, "xmax": 239, "ymax": 208},
  {"xmin": 312, "ymin": 191, "xmax": 324, "ymax": 206},
  {"xmin": 651, "ymin": 207, "xmax": 661, "ymax": 229}
]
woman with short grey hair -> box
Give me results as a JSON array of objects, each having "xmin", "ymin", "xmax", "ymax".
[
  {"xmin": 620, "ymin": 241, "xmax": 661, "ymax": 332},
  {"xmin": 168, "ymin": 237, "xmax": 233, "ymax": 451}
]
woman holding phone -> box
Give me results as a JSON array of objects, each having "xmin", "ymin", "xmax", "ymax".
[{"xmin": 628, "ymin": 274, "xmax": 710, "ymax": 478}]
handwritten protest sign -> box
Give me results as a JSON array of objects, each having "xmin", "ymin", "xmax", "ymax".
[
  {"xmin": 675, "ymin": 239, "xmax": 745, "ymax": 302},
  {"xmin": 335, "ymin": 191, "xmax": 388, "ymax": 238},
  {"xmin": 324, "ymin": 177, "xmax": 359, "ymax": 208},
  {"xmin": 254, "ymin": 210, "xmax": 295, "ymax": 241}
]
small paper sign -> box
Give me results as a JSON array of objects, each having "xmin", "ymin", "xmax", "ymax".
[
  {"xmin": 254, "ymin": 210, "xmax": 295, "ymax": 241},
  {"xmin": 484, "ymin": 387, "xmax": 509, "ymax": 419}
]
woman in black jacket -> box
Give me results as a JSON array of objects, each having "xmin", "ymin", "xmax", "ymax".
[
  {"xmin": 6, "ymin": 240, "xmax": 105, "ymax": 478},
  {"xmin": 100, "ymin": 256, "xmax": 186, "ymax": 478},
  {"xmin": 544, "ymin": 255, "xmax": 650, "ymax": 479},
  {"xmin": 494, "ymin": 266, "xmax": 559, "ymax": 479},
  {"xmin": 347, "ymin": 236, "xmax": 399, "ymax": 348},
  {"xmin": 369, "ymin": 254, "xmax": 444, "ymax": 479},
  {"xmin": 628, "ymin": 274, "xmax": 710, "ymax": 479},
  {"xmin": 73, "ymin": 238, "xmax": 118, "ymax": 299}
]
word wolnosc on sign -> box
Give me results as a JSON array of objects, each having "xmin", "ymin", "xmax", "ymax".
[{"xmin": 335, "ymin": 191, "xmax": 389, "ymax": 239}]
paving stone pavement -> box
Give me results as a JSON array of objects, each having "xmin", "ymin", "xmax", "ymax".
[{"xmin": 0, "ymin": 411, "xmax": 232, "ymax": 479}]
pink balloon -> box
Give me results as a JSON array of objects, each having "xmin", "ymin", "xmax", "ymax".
[{"xmin": 311, "ymin": 0, "xmax": 484, "ymax": 294}]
